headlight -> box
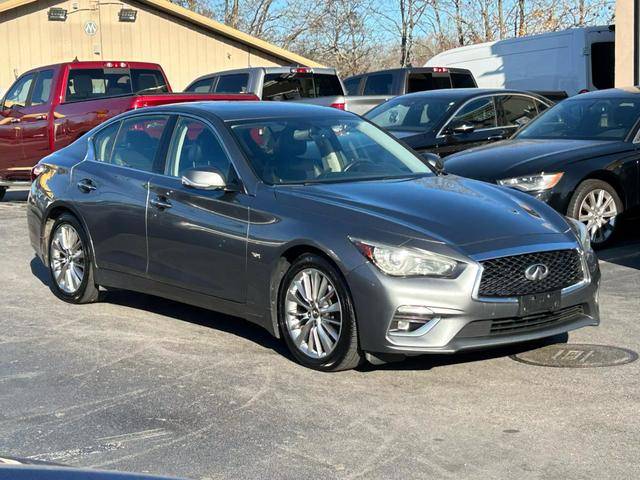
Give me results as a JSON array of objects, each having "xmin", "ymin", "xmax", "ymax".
[
  {"xmin": 498, "ymin": 172, "xmax": 564, "ymax": 191},
  {"xmin": 350, "ymin": 238, "xmax": 461, "ymax": 277},
  {"xmin": 567, "ymin": 217, "xmax": 592, "ymax": 253}
]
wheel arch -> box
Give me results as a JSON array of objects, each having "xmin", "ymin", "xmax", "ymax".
[
  {"xmin": 42, "ymin": 202, "xmax": 95, "ymax": 265},
  {"xmin": 578, "ymin": 170, "xmax": 627, "ymax": 210}
]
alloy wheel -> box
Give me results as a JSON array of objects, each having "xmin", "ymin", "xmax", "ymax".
[
  {"xmin": 50, "ymin": 224, "xmax": 86, "ymax": 294},
  {"xmin": 578, "ymin": 188, "xmax": 617, "ymax": 245},
  {"xmin": 284, "ymin": 268, "xmax": 343, "ymax": 359}
]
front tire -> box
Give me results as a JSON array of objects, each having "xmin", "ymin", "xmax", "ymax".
[
  {"xmin": 567, "ymin": 179, "xmax": 622, "ymax": 249},
  {"xmin": 278, "ymin": 254, "xmax": 363, "ymax": 371},
  {"xmin": 48, "ymin": 214, "xmax": 100, "ymax": 304}
]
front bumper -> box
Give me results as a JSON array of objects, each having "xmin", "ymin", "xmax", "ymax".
[{"xmin": 346, "ymin": 245, "xmax": 600, "ymax": 356}]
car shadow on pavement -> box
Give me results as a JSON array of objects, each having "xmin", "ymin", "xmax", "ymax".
[
  {"xmin": 30, "ymin": 257, "xmax": 50, "ymax": 286},
  {"xmin": 2, "ymin": 189, "xmax": 29, "ymax": 202},
  {"xmin": 358, "ymin": 333, "xmax": 569, "ymax": 372},
  {"xmin": 596, "ymin": 217, "xmax": 640, "ymax": 270}
]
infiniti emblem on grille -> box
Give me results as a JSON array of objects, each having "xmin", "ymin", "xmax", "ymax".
[{"xmin": 524, "ymin": 263, "xmax": 549, "ymax": 281}]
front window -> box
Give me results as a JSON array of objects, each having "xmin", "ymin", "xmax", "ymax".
[
  {"xmin": 229, "ymin": 117, "xmax": 433, "ymax": 185},
  {"xmin": 516, "ymin": 98, "xmax": 640, "ymax": 141},
  {"xmin": 3, "ymin": 73, "xmax": 35, "ymax": 109},
  {"xmin": 447, "ymin": 97, "xmax": 497, "ymax": 131},
  {"xmin": 365, "ymin": 96, "xmax": 456, "ymax": 132}
]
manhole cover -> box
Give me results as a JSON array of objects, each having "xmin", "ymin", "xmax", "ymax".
[{"xmin": 511, "ymin": 344, "xmax": 638, "ymax": 368}]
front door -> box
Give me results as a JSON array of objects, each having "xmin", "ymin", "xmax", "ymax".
[
  {"xmin": 20, "ymin": 69, "xmax": 55, "ymax": 170},
  {"xmin": 72, "ymin": 114, "xmax": 171, "ymax": 275},
  {"xmin": 147, "ymin": 116, "xmax": 249, "ymax": 303},
  {"xmin": 0, "ymin": 73, "xmax": 35, "ymax": 181}
]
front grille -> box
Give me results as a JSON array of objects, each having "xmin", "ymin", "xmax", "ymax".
[
  {"xmin": 478, "ymin": 249, "xmax": 583, "ymax": 297},
  {"xmin": 457, "ymin": 305, "xmax": 586, "ymax": 338}
]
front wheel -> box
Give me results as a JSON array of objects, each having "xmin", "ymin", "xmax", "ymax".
[
  {"xmin": 278, "ymin": 254, "xmax": 363, "ymax": 371},
  {"xmin": 567, "ymin": 179, "xmax": 622, "ymax": 249},
  {"xmin": 48, "ymin": 214, "xmax": 100, "ymax": 303}
]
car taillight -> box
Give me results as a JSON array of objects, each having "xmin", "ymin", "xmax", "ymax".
[
  {"xmin": 432, "ymin": 67, "xmax": 449, "ymax": 73},
  {"xmin": 291, "ymin": 67, "xmax": 313, "ymax": 74},
  {"xmin": 31, "ymin": 164, "xmax": 46, "ymax": 182},
  {"xmin": 330, "ymin": 102, "xmax": 345, "ymax": 110}
]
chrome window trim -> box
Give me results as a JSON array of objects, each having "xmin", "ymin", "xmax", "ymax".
[{"xmin": 436, "ymin": 93, "xmax": 550, "ymax": 139}]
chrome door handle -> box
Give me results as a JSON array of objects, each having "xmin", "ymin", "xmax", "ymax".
[
  {"xmin": 35, "ymin": 114, "xmax": 47, "ymax": 120},
  {"xmin": 150, "ymin": 197, "xmax": 172, "ymax": 210},
  {"xmin": 9, "ymin": 118, "xmax": 20, "ymax": 124},
  {"xmin": 487, "ymin": 134, "xmax": 505, "ymax": 141},
  {"xmin": 77, "ymin": 179, "xmax": 97, "ymax": 192}
]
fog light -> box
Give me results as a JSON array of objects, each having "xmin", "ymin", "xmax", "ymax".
[
  {"xmin": 396, "ymin": 320, "xmax": 411, "ymax": 331},
  {"xmin": 389, "ymin": 306, "xmax": 435, "ymax": 334}
]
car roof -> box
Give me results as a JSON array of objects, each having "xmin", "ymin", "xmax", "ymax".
[
  {"xmin": 398, "ymin": 88, "xmax": 543, "ymax": 100},
  {"xmin": 566, "ymin": 87, "xmax": 640, "ymax": 99},
  {"xmin": 146, "ymin": 101, "xmax": 355, "ymax": 122}
]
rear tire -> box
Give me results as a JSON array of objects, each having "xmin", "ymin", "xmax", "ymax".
[
  {"xmin": 0, "ymin": 187, "xmax": 6, "ymax": 202},
  {"xmin": 278, "ymin": 254, "xmax": 363, "ymax": 371},
  {"xmin": 47, "ymin": 214, "xmax": 100, "ymax": 304},
  {"xmin": 567, "ymin": 179, "xmax": 622, "ymax": 249}
]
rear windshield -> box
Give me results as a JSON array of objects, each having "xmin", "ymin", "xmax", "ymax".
[
  {"xmin": 65, "ymin": 67, "xmax": 168, "ymax": 102},
  {"xmin": 406, "ymin": 71, "xmax": 476, "ymax": 93},
  {"xmin": 262, "ymin": 73, "xmax": 344, "ymax": 100}
]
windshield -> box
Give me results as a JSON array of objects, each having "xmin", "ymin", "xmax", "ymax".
[
  {"xmin": 229, "ymin": 117, "xmax": 434, "ymax": 184},
  {"xmin": 516, "ymin": 97, "xmax": 640, "ymax": 141},
  {"xmin": 365, "ymin": 96, "xmax": 456, "ymax": 132}
]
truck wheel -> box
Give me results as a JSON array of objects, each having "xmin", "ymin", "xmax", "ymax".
[
  {"xmin": 0, "ymin": 187, "xmax": 6, "ymax": 202},
  {"xmin": 567, "ymin": 179, "xmax": 622, "ymax": 249}
]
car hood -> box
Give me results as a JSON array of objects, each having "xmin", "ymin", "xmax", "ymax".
[
  {"xmin": 277, "ymin": 175, "xmax": 571, "ymax": 253},
  {"xmin": 444, "ymin": 138, "xmax": 631, "ymax": 182}
]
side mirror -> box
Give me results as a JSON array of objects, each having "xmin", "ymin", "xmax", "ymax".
[
  {"xmin": 181, "ymin": 167, "xmax": 230, "ymax": 191},
  {"xmin": 451, "ymin": 122, "xmax": 475, "ymax": 135},
  {"xmin": 421, "ymin": 152, "xmax": 445, "ymax": 174}
]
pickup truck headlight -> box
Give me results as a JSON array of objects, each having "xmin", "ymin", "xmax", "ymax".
[
  {"xmin": 350, "ymin": 238, "xmax": 461, "ymax": 277},
  {"xmin": 498, "ymin": 172, "xmax": 563, "ymax": 191}
]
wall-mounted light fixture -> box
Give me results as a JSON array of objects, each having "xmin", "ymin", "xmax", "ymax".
[
  {"xmin": 118, "ymin": 8, "xmax": 137, "ymax": 22},
  {"xmin": 48, "ymin": 7, "xmax": 68, "ymax": 21}
]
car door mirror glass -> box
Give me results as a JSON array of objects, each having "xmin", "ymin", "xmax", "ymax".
[
  {"xmin": 421, "ymin": 152, "xmax": 445, "ymax": 174},
  {"xmin": 182, "ymin": 167, "xmax": 228, "ymax": 191}
]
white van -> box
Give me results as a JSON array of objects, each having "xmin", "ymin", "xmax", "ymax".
[{"xmin": 425, "ymin": 26, "xmax": 614, "ymax": 98}]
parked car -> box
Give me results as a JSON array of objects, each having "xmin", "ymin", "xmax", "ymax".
[
  {"xmin": 365, "ymin": 89, "xmax": 552, "ymax": 156},
  {"xmin": 342, "ymin": 66, "xmax": 478, "ymax": 114},
  {"xmin": 0, "ymin": 60, "xmax": 257, "ymax": 201},
  {"xmin": 27, "ymin": 102, "xmax": 599, "ymax": 371},
  {"xmin": 426, "ymin": 25, "xmax": 614, "ymax": 98},
  {"xmin": 444, "ymin": 88, "xmax": 640, "ymax": 248}
]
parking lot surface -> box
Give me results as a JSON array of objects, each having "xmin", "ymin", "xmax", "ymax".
[{"xmin": 1, "ymin": 188, "xmax": 639, "ymax": 480}]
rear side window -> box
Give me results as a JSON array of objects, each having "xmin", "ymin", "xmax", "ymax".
[
  {"xmin": 186, "ymin": 78, "xmax": 215, "ymax": 93},
  {"xmin": 3, "ymin": 73, "xmax": 35, "ymax": 109},
  {"xmin": 92, "ymin": 122, "xmax": 121, "ymax": 162},
  {"xmin": 110, "ymin": 115, "xmax": 169, "ymax": 172},
  {"xmin": 131, "ymin": 69, "xmax": 169, "ymax": 94},
  {"xmin": 407, "ymin": 73, "xmax": 451, "ymax": 93},
  {"xmin": 498, "ymin": 95, "xmax": 539, "ymax": 127},
  {"xmin": 30, "ymin": 70, "xmax": 54, "ymax": 106},
  {"xmin": 591, "ymin": 42, "xmax": 614, "ymax": 90},
  {"xmin": 450, "ymin": 72, "xmax": 477, "ymax": 88},
  {"xmin": 166, "ymin": 117, "xmax": 233, "ymax": 179},
  {"xmin": 449, "ymin": 97, "xmax": 497, "ymax": 130},
  {"xmin": 363, "ymin": 74, "xmax": 393, "ymax": 95},
  {"xmin": 344, "ymin": 77, "xmax": 361, "ymax": 95},
  {"xmin": 214, "ymin": 74, "xmax": 249, "ymax": 93},
  {"xmin": 262, "ymin": 73, "xmax": 343, "ymax": 100}
]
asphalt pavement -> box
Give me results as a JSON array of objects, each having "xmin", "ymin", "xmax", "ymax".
[{"xmin": 1, "ymin": 188, "xmax": 639, "ymax": 480}]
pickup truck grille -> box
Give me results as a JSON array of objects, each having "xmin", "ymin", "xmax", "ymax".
[{"xmin": 478, "ymin": 250, "xmax": 583, "ymax": 297}]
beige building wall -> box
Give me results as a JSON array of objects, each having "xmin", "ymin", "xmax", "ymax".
[
  {"xmin": 0, "ymin": 0, "xmax": 290, "ymax": 92},
  {"xmin": 615, "ymin": 0, "xmax": 635, "ymax": 87}
]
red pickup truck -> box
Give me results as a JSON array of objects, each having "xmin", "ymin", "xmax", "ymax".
[{"xmin": 0, "ymin": 61, "xmax": 257, "ymax": 200}]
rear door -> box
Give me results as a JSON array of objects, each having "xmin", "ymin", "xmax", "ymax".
[
  {"xmin": 146, "ymin": 115, "xmax": 249, "ymax": 303},
  {"xmin": 20, "ymin": 69, "xmax": 55, "ymax": 168},
  {"xmin": 437, "ymin": 96, "xmax": 501, "ymax": 156},
  {"xmin": 72, "ymin": 114, "xmax": 172, "ymax": 275}
]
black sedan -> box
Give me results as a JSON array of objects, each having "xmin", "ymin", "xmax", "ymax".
[
  {"xmin": 445, "ymin": 88, "xmax": 640, "ymax": 247},
  {"xmin": 364, "ymin": 88, "xmax": 552, "ymax": 156}
]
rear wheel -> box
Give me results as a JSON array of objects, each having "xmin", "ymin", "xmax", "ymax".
[
  {"xmin": 567, "ymin": 179, "xmax": 622, "ymax": 249},
  {"xmin": 0, "ymin": 187, "xmax": 6, "ymax": 202},
  {"xmin": 48, "ymin": 214, "xmax": 100, "ymax": 304},
  {"xmin": 278, "ymin": 254, "xmax": 363, "ymax": 371}
]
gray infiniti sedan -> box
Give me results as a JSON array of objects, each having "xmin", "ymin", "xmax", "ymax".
[{"xmin": 27, "ymin": 102, "xmax": 600, "ymax": 371}]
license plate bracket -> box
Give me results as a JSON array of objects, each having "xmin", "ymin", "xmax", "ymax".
[{"xmin": 518, "ymin": 291, "xmax": 561, "ymax": 316}]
